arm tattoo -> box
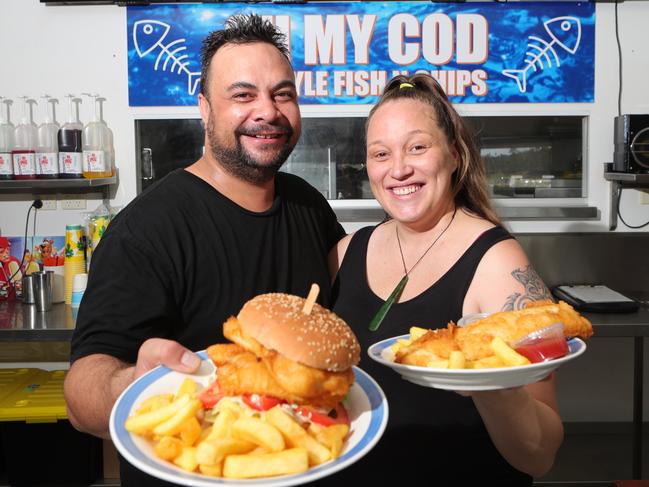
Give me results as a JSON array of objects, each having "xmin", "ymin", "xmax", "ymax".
[{"xmin": 502, "ymin": 265, "xmax": 554, "ymax": 311}]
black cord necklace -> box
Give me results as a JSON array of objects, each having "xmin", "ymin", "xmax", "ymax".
[{"xmin": 368, "ymin": 207, "xmax": 457, "ymax": 331}]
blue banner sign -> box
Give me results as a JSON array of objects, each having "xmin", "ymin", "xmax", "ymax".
[{"xmin": 127, "ymin": 2, "xmax": 595, "ymax": 106}]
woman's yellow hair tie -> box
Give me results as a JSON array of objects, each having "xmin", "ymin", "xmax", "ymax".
[{"xmin": 399, "ymin": 82, "xmax": 414, "ymax": 89}]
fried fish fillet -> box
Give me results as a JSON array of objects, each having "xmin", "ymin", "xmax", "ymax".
[
  {"xmin": 396, "ymin": 300, "xmax": 593, "ymax": 364},
  {"xmin": 207, "ymin": 318, "xmax": 354, "ymax": 408}
]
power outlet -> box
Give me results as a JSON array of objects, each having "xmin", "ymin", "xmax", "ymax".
[
  {"xmin": 640, "ymin": 190, "xmax": 649, "ymax": 205},
  {"xmin": 38, "ymin": 198, "xmax": 57, "ymax": 211},
  {"xmin": 61, "ymin": 195, "xmax": 87, "ymax": 210}
]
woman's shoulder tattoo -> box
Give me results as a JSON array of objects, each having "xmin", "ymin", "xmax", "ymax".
[{"xmin": 502, "ymin": 265, "xmax": 553, "ymax": 311}]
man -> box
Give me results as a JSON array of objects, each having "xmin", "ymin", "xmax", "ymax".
[{"xmin": 64, "ymin": 14, "xmax": 344, "ymax": 486}]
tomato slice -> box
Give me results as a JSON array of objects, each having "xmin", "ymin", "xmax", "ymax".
[
  {"xmin": 241, "ymin": 394, "xmax": 285, "ymax": 411},
  {"xmin": 295, "ymin": 403, "xmax": 350, "ymax": 427},
  {"xmin": 198, "ymin": 382, "xmax": 224, "ymax": 409}
]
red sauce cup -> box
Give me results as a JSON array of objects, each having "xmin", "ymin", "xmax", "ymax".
[{"xmin": 513, "ymin": 323, "xmax": 569, "ymax": 363}]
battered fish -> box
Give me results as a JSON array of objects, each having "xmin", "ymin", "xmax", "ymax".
[
  {"xmin": 396, "ymin": 300, "xmax": 593, "ymax": 364},
  {"xmin": 207, "ymin": 318, "xmax": 354, "ymax": 408}
]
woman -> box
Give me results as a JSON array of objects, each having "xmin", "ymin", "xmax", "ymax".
[{"xmin": 327, "ymin": 74, "xmax": 562, "ymax": 485}]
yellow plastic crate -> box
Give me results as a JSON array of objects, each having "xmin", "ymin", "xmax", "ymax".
[
  {"xmin": 0, "ymin": 369, "xmax": 67, "ymax": 423},
  {"xmin": 0, "ymin": 368, "xmax": 42, "ymax": 404}
]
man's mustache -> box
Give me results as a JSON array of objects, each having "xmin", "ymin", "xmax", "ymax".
[{"xmin": 235, "ymin": 124, "xmax": 293, "ymax": 138}]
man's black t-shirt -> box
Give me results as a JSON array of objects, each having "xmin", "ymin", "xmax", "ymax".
[{"xmin": 70, "ymin": 169, "xmax": 344, "ymax": 486}]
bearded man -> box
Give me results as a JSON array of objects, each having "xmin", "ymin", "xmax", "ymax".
[{"xmin": 64, "ymin": 15, "xmax": 344, "ymax": 487}]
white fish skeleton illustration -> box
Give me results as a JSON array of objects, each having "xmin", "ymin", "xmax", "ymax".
[
  {"xmin": 132, "ymin": 20, "xmax": 201, "ymax": 96},
  {"xmin": 502, "ymin": 16, "xmax": 582, "ymax": 93}
]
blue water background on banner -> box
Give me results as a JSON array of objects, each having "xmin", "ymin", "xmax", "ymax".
[{"xmin": 127, "ymin": 2, "xmax": 594, "ymax": 106}]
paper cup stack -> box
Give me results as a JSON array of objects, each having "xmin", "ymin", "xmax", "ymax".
[
  {"xmin": 64, "ymin": 224, "xmax": 87, "ymax": 305},
  {"xmin": 71, "ymin": 273, "xmax": 88, "ymax": 308}
]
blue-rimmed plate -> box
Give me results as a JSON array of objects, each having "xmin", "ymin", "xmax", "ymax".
[
  {"xmin": 368, "ymin": 336, "xmax": 586, "ymax": 391},
  {"xmin": 109, "ymin": 351, "xmax": 388, "ymax": 486}
]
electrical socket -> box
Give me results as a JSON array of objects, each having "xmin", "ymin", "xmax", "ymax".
[
  {"xmin": 640, "ymin": 190, "xmax": 649, "ymax": 205},
  {"xmin": 61, "ymin": 195, "xmax": 87, "ymax": 210},
  {"xmin": 38, "ymin": 198, "xmax": 57, "ymax": 211}
]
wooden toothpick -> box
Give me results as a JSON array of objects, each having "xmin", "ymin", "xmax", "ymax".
[{"xmin": 302, "ymin": 283, "xmax": 320, "ymax": 315}]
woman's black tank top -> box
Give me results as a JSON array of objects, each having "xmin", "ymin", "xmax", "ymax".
[{"xmin": 326, "ymin": 225, "xmax": 532, "ymax": 486}]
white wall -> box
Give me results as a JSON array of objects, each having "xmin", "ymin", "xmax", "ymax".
[{"xmin": 1, "ymin": 0, "xmax": 649, "ymax": 238}]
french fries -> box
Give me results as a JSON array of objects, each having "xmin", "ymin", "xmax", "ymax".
[
  {"xmin": 448, "ymin": 351, "xmax": 466, "ymax": 369},
  {"xmin": 490, "ymin": 337, "xmax": 531, "ymax": 367},
  {"xmin": 390, "ymin": 326, "xmax": 428, "ymax": 355},
  {"xmin": 391, "ymin": 326, "xmax": 534, "ymax": 369},
  {"xmin": 124, "ymin": 378, "xmax": 351, "ymax": 479}
]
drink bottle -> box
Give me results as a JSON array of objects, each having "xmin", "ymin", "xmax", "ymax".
[
  {"xmin": 12, "ymin": 96, "xmax": 38, "ymax": 180},
  {"xmin": 82, "ymin": 93, "xmax": 114, "ymax": 178},
  {"xmin": 58, "ymin": 95, "xmax": 83, "ymax": 179},
  {"xmin": 36, "ymin": 95, "xmax": 60, "ymax": 179},
  {"xmin": 0, "ymin": 98, "xmax": 14, "ymax": 180}
]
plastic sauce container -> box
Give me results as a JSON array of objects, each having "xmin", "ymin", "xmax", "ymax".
[{"xmin": 513, "ymin": 323, "xmax": 569, "ymax": 363}]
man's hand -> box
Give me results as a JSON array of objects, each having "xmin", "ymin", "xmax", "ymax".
[
  {"xmin": 65, "ymin": 339, "xmax": 201, "ymax": 439},
  {"xmin": 134, "ymin": 338, "xmax": 202, "ymax": 379}
]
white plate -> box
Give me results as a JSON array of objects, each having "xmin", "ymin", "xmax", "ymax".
[
  {"xmin": 110, "ymin": 351, "xmax": 388, "ymax": 487},
  {"xmin": 368, "ymin": 336, "xmax": 586, "ymax": 391}
]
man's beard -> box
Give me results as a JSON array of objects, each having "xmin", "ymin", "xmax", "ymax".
[{"xmin": 207, "ymin": 117, "xmax": 295, "ymax": 184}]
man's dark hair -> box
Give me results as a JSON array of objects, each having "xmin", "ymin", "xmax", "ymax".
[{"xmin": 200, "ymin": 14, "xmax": 290, "ymax": 98}]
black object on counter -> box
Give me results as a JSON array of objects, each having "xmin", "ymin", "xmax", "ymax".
[{"xmin": 553, "ymin": 285, "xmax": 639, "ymax": 313}]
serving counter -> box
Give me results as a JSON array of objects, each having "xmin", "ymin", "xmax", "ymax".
[
  {"xmin": 2, "ymin": 300, "xmax": 647, "ymax": 341},
  {"xmin": 0, "ymin": 302, "xmax": 76, "ymax": 342}
]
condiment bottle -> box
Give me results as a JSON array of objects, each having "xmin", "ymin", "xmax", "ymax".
[
  {"xmin": 82, "ymin": 93, "xmax": 114, "ymax": 178},
  {"xmin": 12, "ymin": 96, "xmax": 38, "ymax": 180},
  {"xmin": 58, "ymin": 95, "xmax": 83, "ymax": 179},
  {"xmin": 36, "ymin": 95, "xmax": 60, "ymax": 179},
  {"xmin": 0, "ymin": 97, "xmax": 14, "ymax": 180}
]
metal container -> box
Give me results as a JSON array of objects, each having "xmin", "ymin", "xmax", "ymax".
[
  {"xmin": 33, "ymin": 271, "xmax": 52, "ymax": 312},
  {"xmin": 21, "ymin": 275, "xmax": 36, "ymax": 304}
]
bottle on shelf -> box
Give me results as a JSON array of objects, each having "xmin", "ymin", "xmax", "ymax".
[
  {"xmin": 83, "ymin": 93, "xmax": 115, "ymax": 179},
  {"xmin": 0, "ymin": 97, "xmax": 14, "ymax": 180},
  {"xmin": 82, "ymin": 93, "xmax": 114, "ymax": 179},
  {"xmin": 36, "ymin": 95, "xmax": 60, "ymax": 179},
  {"xmin": 58, "ymin": 95, "xmax": 83, "ymax": 179},
  {"xmin": 98, "ymin": 96, "xmax": 115, "ymax": 178},
  {"xmin": 11, "ymin": 96, "xmax": 38, "ymax": 180}
]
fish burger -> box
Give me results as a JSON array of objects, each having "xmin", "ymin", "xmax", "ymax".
[{"xmin": 203, "ymin": 292, "xmax": 361, "ymax": 426}]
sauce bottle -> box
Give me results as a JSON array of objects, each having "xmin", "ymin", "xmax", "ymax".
[
  {"xmin": 82, "ymin": 93, "xmax": 114, "ymax": 178},
  {"xmin": 36, "ymin": 95, "xmax": 60, "ymax": 179},
  {"xmin": 0, "ymin": 98, "xmax": 14, "ymax": 180},
  {"xmin": 58, "ymin": 95, "xmax": 83, "ymax": 179},
  {"xmin": 12, "ymin": 96, "xmax": 38, "ymax": 180}
]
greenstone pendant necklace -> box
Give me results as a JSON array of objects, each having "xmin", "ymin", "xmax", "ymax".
[{"xmin": 368, "ymin": 207, "xmax": 457, "ymax": 331}]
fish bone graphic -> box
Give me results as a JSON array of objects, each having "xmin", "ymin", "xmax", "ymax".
[
  {"xmin": 133, "ymin": 20, "xmax": 201, "ymax": 96},
  {"xmin": 502, "ymin": 16, "xmax": 582, "ymax": 93}
]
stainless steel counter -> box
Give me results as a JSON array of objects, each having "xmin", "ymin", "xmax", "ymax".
[
  {"xmin": 1, "ymin": 300, "xmax": 648, "ymax": 341},
  {"xmin": 0, "ymin": 302, "xmax": 77, "ymax": 341}
]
